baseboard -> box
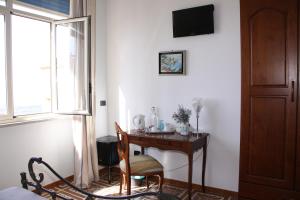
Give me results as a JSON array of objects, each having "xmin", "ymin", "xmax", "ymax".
[
  {"xmin": 43, "ymin": 175, "xmax": 74, "ymax": 189},
  {"xmin": 163, "ymin": 178, "xmax": 239, "ymax": 200},
  {"xmin": 99, "ymin": 166, "xmax": 120, "ymax": 175},
  {"xmin": 31, "ymin": 175, "xmax": 74, "ymax": 193},
  {"xmin": 39, "ymin": 168, "xmax": 112, "ymax": 191}
]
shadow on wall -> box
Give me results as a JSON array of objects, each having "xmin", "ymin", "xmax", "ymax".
[{"xmin": 198, "ymin": 98, "xmax": 218, "ymax": 134}]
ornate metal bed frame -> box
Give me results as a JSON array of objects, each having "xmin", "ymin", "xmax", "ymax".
[{"xmin": 20, "ymin": 157, "xmax": 178, "ymax": 200}]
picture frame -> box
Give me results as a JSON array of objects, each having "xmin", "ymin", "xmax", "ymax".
[{"xmin": 159, "ymin": 50, "xmax": 186, "ymax": 75}]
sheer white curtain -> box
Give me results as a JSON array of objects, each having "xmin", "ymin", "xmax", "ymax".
[{"xmin": 71, "ymin": 0, "xmax": 99, "ymax": 188}]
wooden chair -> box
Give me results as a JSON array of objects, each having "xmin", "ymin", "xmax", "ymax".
[{"xmin": 114, "ymin": 122, "xmax": 164, "ymax": 195}]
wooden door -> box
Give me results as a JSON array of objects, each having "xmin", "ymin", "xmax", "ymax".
[
  {"xmin": 240, "ymin": 0, "xmax": 298, "ymax": 197},
  {"xmin": 297, "ymin": 1, "xmax": 300, "ymax": 192}
]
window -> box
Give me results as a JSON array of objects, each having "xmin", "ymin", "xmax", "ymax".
[{"xmin": 0, "ymin": 1, "xmax": 91, "ymax": 124}]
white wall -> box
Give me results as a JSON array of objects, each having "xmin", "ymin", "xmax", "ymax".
[
  {"xmin": 0, "ymin": 119, "xmax": 74, "ymax": 189},
  {"xmin": 105, "ymin": 0, "xmax": 241, "ymax": 191},
  {"xmin": 95, "ymin": 0, "xmax": 108, "ymax": 138}
]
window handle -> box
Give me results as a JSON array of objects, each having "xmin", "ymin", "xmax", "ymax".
[{"xmin": 291, "ymin": 81, "xmax": 295, "ymax": 102}]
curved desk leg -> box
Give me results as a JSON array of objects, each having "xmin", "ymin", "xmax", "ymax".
[
  {"xmin": 202, "ymin": 138, "xmax": 207, "ymax": 193},
  {"xmin": 188, "ymin": 153, "xmax": 193, "ymax": 200}
]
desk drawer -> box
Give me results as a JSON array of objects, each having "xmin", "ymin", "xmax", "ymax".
[{"xmin": 130, "ymin": 136, "xmax": 187, "ymax": 152}]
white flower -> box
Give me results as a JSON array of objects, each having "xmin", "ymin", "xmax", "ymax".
[{"xmin": 192, "ymin": 98, "xmax": 203, "ymax": 115}]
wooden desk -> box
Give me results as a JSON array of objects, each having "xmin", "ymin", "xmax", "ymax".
[{"xmin": 128, "ymin": 131, "xmax": 209, "ymax": 200}]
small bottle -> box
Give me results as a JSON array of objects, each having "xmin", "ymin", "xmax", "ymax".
[{"xmin": 159, "ymin": 120, "xmax": 164, "ymax": 131}]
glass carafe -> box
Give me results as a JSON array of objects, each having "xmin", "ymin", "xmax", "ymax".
[{"xmin": 150, "ymin": 107, "xmax": 159, "ymax": 131}]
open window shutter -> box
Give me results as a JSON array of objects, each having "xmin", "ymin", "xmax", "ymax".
[{"xmin": 52, "ymin": 16, "xmax": 91, "ymax": 115}]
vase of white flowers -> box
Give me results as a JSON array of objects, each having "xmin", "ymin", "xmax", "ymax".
[
  {"xmin": 172, "ymin": 105, "xmax": 191, "ymax": 136},
  {"xmin": 192, "ymin": 98, "xmax": 204, "ymax": 133}
]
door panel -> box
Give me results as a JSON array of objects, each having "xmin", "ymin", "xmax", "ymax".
[
  {"xmin": 249, "ymin": 97, "xmax": 286, "ymax": 179},
  {"xmin": 250, "ymin": 9, "xmax": 287, "ymax": 86},
  {"xmin": 240, "ymin": 0, "xmax": 298, "ymax": 195}
]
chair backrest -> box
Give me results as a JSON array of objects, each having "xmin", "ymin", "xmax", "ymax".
[{"xmin": 114, "ymin": 122, "xmax": 131, "ymax": 174}]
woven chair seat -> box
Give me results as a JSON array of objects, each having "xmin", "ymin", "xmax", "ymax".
[{"xmin": 120, "ymin": 155, "xmax": 163, "ymax": 174}]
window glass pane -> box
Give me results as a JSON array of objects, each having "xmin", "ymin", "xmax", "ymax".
[
  {"xmin": 13, "ymin": 1, "xmax": 67, "ymax": 20},
  {"xmin": 0, "ymin": 15, "xmax": 7, "ymax": 115},
  {"xmin": 17, "ymin": 0, "xmax": 70, "ymax": 15},
  {"xmin": 12, "ymin": 15, "xmax": 51, "ymax": 116},
  {"xmin": 0, "ymin": 0, "xmax": 5, "ymax": 6},
  {"xmin": 55, "ymin": 19, "xmax": 90, "ymax": 114}
]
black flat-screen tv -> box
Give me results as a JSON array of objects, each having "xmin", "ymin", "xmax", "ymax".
[{"xmin": 172, "ymin": 4, "xmax": 214, "ymax": 38}]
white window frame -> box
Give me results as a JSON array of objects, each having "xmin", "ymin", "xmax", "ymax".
[
  {"xmin": 0, "ymin": 2, "xmax": 13, "ymax": 121},
  {"xmin": 0, "ymin": 0, "xmax": 91, "ymax": 126}
]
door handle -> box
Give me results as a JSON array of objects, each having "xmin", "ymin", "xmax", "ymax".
[{"xmin": 291, "ymin": 81, "xmax": 295, "ymax": 102}]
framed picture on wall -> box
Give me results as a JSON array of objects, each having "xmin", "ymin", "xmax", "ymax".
[{"xmin": 159, "ymin": 50, "xmax": 186, "ymax": 75}]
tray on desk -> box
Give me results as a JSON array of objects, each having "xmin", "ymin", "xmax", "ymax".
[{"xmin": 145, "ymin": 131, "xmax": 175, "ymax": 135}]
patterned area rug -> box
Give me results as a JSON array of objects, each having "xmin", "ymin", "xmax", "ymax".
[{"xmin": 41, "ymin": 173, "xmax": 225, "ymax": 200}]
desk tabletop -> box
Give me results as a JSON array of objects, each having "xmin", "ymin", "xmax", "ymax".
[{"xmin": 129, "ymin": 130, "xmax": 209, "ymax": 143}]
